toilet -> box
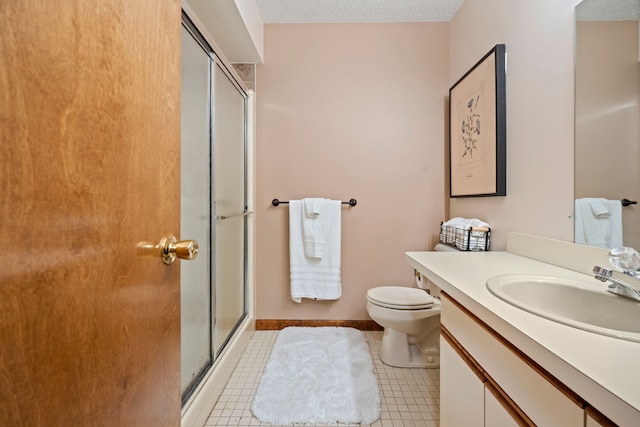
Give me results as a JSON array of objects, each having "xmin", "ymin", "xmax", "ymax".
[
  {"xmin": 367, "ymin": 244, "xmax": 457, "ymax": 368},
  {"xmin": 367, "ymin": 285, "xmax": 441, "ymax": 368}
]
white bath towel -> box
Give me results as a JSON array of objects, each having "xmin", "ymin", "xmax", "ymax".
[
  {"xmin": 302, "ymin": 198, "xmax": 327, "ymax": 258},
  {"xmin": 575, "ymin": 198, "xmax": 623, "ymax": 249},
  {"xmin": 289, "ymin": 200, "xmax": 342, "ymax": 303}
]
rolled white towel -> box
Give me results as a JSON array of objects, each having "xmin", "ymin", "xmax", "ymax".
[
  {"xmin": 468, "ymin": 219, "xmax": 491, "ymax": 236},
  {"xmin": 443, "ymin": 217, "xmax": 468, "ymax": 227},
  {"xmin": 443, "ymin": 217, "xmax": 490, "ymax": 236}
]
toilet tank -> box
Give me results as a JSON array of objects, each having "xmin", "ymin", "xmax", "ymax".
[{"xmin": 415, "ymin": 243, "xmax": 461, "ymax": 296}]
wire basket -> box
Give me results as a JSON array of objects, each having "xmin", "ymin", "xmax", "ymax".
[{"xmin": 439, "ymin": 222, "xmax": 491, "ymax": 251}]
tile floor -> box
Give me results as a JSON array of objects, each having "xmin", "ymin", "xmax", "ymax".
[{"xmin": 203, "ymin": 330, "xmax": 440, "ymax": 427}]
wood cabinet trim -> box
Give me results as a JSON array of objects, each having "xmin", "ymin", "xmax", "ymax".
[
  {"xmin": 485, "ymin": 374, "xmax": 536, "ymax": 427},
  {"xmin": 441, "ymin": 325, "xmax": 485, "ymax": 382},
  {"xmin": 441, "ymin": 292, "xmax": 586, "ymax": 408},
  {"xmin": 585, "ymin": 405, "xmax": 618, "ymax": 426}
]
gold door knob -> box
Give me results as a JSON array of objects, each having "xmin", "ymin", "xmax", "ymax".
[{"xmin": 159, "ymin": 234, "xmax": 198, "ymax": 265}]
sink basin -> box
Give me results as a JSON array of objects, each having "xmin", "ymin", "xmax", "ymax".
[{"xmin": 486, "ymin": 274, "xmax": 640, "ymax": 342}]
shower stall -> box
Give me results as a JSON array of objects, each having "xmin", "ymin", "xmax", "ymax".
[{"xmin": 180, "ymin": 12, "xmax": 251, "ymax": 405}]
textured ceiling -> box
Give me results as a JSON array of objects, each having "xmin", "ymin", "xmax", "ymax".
[
  {"xmin": 255, "ymin": 0, "xmax": 640, "ymax": 24},
  {"xmin": 577, "ymin": 0, "xmax": 640, "ymax": 21},
  {"xmin": 255, "ymin": 0, "xmax": 464, "ymax": 23}
]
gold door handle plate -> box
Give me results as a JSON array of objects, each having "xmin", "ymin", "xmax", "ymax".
[{"xmin": 159, "ymin": 234, "xmax": 198, "ymax": 264}]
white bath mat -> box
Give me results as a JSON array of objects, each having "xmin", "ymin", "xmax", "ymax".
[{"xmin": 251, "ymin": 326, "xmax": 380, "ymax": 425}]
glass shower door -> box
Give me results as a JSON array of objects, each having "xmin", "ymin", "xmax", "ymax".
[
  {"xmin": 212, "ymin": 61, "xmax": 247, "ymax": 355},
  {"xmin": 180, "ymin": 25, "xmax": 213, "ymax": 398},
  {"xmin": 180, "ymin": 18, "xmax": 248, "ymax": 404}
]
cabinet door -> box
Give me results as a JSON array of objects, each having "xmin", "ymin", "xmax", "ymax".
[
  {"xmin": 485, "ymin": 383, "xmax": 527, "ymax": 427},
  {"xmin": 441, "ymin": 336, "xmax": 484, "ymax": 427},
  {"xmin": 585, "ymin": 406, "xmax": 617, "ymax": 427},
  {"xmin": 586, "ymin": 414, "xmax": 600, "ymax": 427}
]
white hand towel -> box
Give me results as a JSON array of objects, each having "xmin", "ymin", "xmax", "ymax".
[
  {"xmin": 303, "ymin": 198, "xmax": 324, "ymax": 217},
  {"xmin": 302, "ymin": 198, "xmax": 327, "ymax": 258},
  {"xmin": 575, "ymin": 198, "xmax": 621, "ymax": 249},
  {"xmin": 588, "ymin": 198, "xmax": 610, "ymax": 217},
  {"xmin": 289, "ymin": 200, "xmax": 341, "ymax": 303},
  {"xmin": 607, "ymin": 200, "xmax": 623, "ymax": 248}
]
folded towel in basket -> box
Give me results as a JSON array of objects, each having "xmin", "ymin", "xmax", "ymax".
[
  {"xmin": 441, "ymin": 217, "xmax": 491, "ymax": 250},
  {"xmin": 443, "ymin": 217, "xmax": 491, "ymax": 237}
]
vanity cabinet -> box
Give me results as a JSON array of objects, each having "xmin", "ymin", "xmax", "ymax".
[
  {"xmin": 440, "ymin": 337, "xmax": 484, "ymax": 427},
  {"xmin": 440, "ymin": 292, "xmax": 618, "ymax": 427},
  {"xmin": 441, "ymin": 332, "xmax": 529, "ymax": 426},
  {"xmin": 441, "ymin": 326, "xmax": 530, "ymax": 426}
]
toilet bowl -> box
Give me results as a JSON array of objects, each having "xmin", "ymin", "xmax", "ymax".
[
  {"xmin": 367, "ymin": 286, "xmax": 441, "ymax": 368},
  {"xmin": 366, "ymin": 243, "xmax": 457, "ymax": 368}
]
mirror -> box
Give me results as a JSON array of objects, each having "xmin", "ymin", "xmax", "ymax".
[{"xmin": 575, "ymin": 0, "xmax": 640, "ymax": 249}]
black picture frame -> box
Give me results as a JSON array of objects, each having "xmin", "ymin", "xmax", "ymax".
[{"xmin": 449, "ymin": 44, "xmax": 506, "ymax": 197}]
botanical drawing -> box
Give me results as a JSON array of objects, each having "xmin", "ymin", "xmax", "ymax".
[{"xmin": 458, "ymin": 87, "xmax": 484, "ymax": 166}]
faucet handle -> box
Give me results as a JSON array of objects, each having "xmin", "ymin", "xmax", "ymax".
[
  {"xmin": 593, "ymin": 265, "xmax": 613, "ymax": 282},
  {"xmin": 608, "ymin": 247, "xmax": 640, "ymax": 272}
]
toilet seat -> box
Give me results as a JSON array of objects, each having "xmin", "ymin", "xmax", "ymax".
[{"xmin": 366, "ymin": 286, "xmax": 434, "ymax": 310}]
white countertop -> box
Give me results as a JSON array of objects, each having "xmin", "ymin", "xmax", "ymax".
[{"xmin": 405, "ymin": 250, "xmax": 640, "ymax": 426}]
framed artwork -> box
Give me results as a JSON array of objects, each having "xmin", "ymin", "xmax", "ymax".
[{"xmin": 449, "ymin": 44, "xmax": 506, "ymax": 197}]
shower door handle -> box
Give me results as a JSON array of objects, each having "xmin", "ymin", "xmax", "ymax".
[
  {"xmin": 216, "ymin": 210, "xmax": 253, "ymax": 220},
  {"xmin": 158, "ymin": 234, "xmax": 199, "ymax": 264}
]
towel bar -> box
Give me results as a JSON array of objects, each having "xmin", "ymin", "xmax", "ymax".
[{"xmin": 272, "ymin": 198, "xmax": 357, "ymax": 207}]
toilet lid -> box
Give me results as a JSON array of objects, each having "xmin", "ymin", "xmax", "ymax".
[{"xmin": 367, "ymin": 286, "xmax": 434, "ymax": 310}]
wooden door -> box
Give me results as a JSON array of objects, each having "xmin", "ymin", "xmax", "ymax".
[{"xmin": 0, "ymin": 1, "xmax": 182, "ymax": 426}]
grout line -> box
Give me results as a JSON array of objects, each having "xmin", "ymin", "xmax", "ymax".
[{"xmin": 200, "ymin": 330, "xmax": 440, "ymax": 427}]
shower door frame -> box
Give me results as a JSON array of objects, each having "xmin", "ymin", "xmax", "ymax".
[{"xmin": 180, "ymin": 10, "xmax": 250, "ymax": 406}]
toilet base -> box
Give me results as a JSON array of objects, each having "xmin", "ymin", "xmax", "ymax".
[{"xmin": 379, "ymin": 328, "xmax": 440, "ymax": 369}]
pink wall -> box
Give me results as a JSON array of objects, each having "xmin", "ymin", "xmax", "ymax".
[
  {"xmin": 575, "ymin": 21, "xmax": 640, "ymax": 249},
  {"xmin": 449, "ymin": 0, "xmax": 580, "ymax": 249},
  {"xmin": 255, "ymin": 23, "xmax": 449, "ymax": 320}
]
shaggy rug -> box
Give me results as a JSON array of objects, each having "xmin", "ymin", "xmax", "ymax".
[{"xmin": 251, "ymin": 327, "xmax": 380, "ymax": 425}]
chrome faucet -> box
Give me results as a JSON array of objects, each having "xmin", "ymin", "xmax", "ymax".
[{"xmin": 593, "ymin": 247, "xmax": 640, "ymax": 302}]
